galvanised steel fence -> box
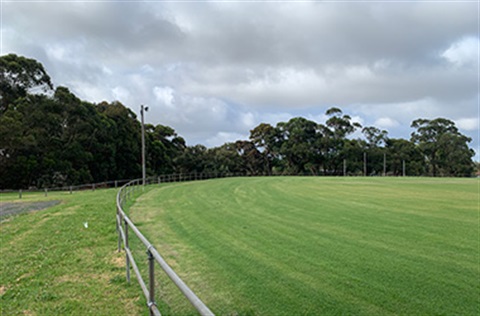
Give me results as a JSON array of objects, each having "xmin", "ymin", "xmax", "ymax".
[
  {"xmin": 1, "ymin": 179, "xmax": 133, "ymax": 198},
  {"xmin": 116, "ymin": 176, "xmax": 216, "ymax": 316}
]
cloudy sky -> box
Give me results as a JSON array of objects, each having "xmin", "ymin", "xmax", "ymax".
[{"xmin": 2, "ymin": 0, "xmax": 478, "ymax": 156}]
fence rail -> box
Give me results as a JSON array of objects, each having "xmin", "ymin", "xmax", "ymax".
[
  {"xmin": 116, "ymin": 177, "xmax": 215, "ymax": 316},
  {"xmin": 0, "ymin": 179, "xmax": 133, "ymax": 198}
]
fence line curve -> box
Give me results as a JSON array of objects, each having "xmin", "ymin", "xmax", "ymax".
[{"xmin": 116, "ymin": 176, "xmax": 215, "ymax": 316}]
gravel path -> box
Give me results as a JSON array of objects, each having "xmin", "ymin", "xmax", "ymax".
[{"xmin": 0, "ymin": 200, "xmax": 61, "ymax": 219}]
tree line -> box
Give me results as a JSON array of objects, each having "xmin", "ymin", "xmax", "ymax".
[{"xmin": 0, "ymin": 54, "xmax": 475, "ymax": 189}]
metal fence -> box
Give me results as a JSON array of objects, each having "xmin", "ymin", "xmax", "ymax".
[
  {"xmin": 116, "ymin": 177, "xmax": 215, "ymax": 316},
  {"xmin": 1, "ymin": 179, "xmax": 133, "ymax": 198}
]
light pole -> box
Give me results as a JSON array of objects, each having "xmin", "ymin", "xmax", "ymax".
[
  {"xmin": 141, "ymin": 105, "xmax": 149, "ymax": 186},
  {"xmin": 363, "ymin": 152, "xmax": 367, "ymax": 176},
  {"xmin": 383, "ymin": 152, "xmax": 386, "ymax": 177}
]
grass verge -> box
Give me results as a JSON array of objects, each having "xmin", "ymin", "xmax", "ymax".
[{"xmin": 0, "ymin": 189, "xmax": 144, "ymax": 315}]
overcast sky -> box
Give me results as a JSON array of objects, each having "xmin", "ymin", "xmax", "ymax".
[{"xmin": 2, "ymin": 0, "xmax": 478, "ymax": 157}]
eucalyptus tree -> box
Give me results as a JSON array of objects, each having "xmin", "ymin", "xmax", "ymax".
[
  {"xmin": 411, "ymin": 118, "xmax": 474, "ymax": 176},
  {"xmin": 341, "ymin": 138, "xmax": 366, "ymax": 175},
  {"xmin": 206, "ymin": 143, "xmax": 243, "ymax": 174},
  {"xmin": 385, "ymin": 138, "xmax": 425, "ymax": 176},
  {"xmin": 146, "ymin": 124, "xmax": 186, "ymax": 175},
  {"xmin": 52, "ymin": 87, "xmax": 111, "ymax": 185},
  {"xmin": 176, "ymin": 144, "xmax": 209, "ymax": 174},
  {"xmin": 0, "ymin": 54, "xmax": 53, "ymax": 113},
  {"xmin": 249, "ymin": 123, "xmax": 282, "ymax": 174},
  {"xmin": 0, "ymin": 87, "xmax": 111, "ymax": 188},
  {"xmin": 276, "ymin": 117, "xmax": 321, "ymax": 174},
  {"xmin": 235, "ymin": 140, "xmax": 264, "ymax": 175},
  {"xmin": 362, "ymin": 126, "xmax": 388, "ymax": 175},
  {"xmin": 324, "ymin": 107, "xmax": 362, "ymax": 174},
  {"xmin": 96, "ymin": 101, "xmax": 142, "ymax": 180}
]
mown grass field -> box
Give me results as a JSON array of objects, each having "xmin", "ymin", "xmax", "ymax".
[
  {"xmin": 0, "ymin": 189, "xmax": 145, "ymax": 315},
  {"xmin": 130, "ymin": 177, "xmax": 479, "ymax": 316}
]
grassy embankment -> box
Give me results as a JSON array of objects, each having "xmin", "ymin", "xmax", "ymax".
[
  {"xmin": 130, "ymin": 177, "xmax": 479, "ymax": 315},
  {"xmin": 0, "ymin": 189, "xmax": 145, "ymax": 315}
]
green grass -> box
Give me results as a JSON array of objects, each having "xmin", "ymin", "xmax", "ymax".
[
  {"xmin": 130, "ymin": 177, "xmax": 480, "ymax": 316},
  {"xmin": 0, "ymin": 189, "xmax": 144, "ymax": 315}
]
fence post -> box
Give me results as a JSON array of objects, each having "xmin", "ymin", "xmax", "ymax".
[
  {"xmin": 115, "ymin": 180, "xmax": 118, "ymax": 188},
  {"xmin": 19, "ymin": 189, "xmax": 22, "ymax": 199},
  {"xmin": 69, "ymin": 186, "xmax": 73, "ymax": 194},
  {"xmin": 117, "ymin": 210, "xmax": 122, "ymax": 253},
  {"xmin": 44, "ymin": 188, "xmax": 48, "ymax": 197},
  {"xmin": 125, "ymin": 219, "xmax": 130, "ymax": 283},
  {"xmin": 147, "ymin": 249, "xmax": 157, "ymax": 315}
]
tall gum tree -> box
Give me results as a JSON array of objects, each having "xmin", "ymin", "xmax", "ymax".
[
  {"xmin": 411, "ymin": 118, "xmax": 474, "ymax": 177},
  {"xmin": 0, "ymin": 54, "xmax": 53, "ymax": 113}
]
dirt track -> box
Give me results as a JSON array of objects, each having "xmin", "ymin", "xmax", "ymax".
[{"xmin": 0, "ymin": 200, "xmax": 61, "ymax": 219}]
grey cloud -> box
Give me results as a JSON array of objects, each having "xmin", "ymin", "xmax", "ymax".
[
  {"xmin": 3, "ymin": 1, "xmax": 478, "ymax": 153},
  {"xmin": 5, "ymin": 2, "xmax": 185, "ymax": 65},
  {"xmin": 174, "ymin": 2, "xmax": 475, "ymax": 67}
]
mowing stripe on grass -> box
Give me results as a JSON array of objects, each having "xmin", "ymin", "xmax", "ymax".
[{"xmin": 130, "ymin": 177, "xmax": 479, "ymax": 316}]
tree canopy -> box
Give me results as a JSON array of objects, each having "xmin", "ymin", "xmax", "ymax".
[
  {"xmin": 0, "ymin": 54, "xmax": 53, "ymax": 113},
  {"xmin": 0, "ymin": 54, "xmax": 475, "ymax": 189}
]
